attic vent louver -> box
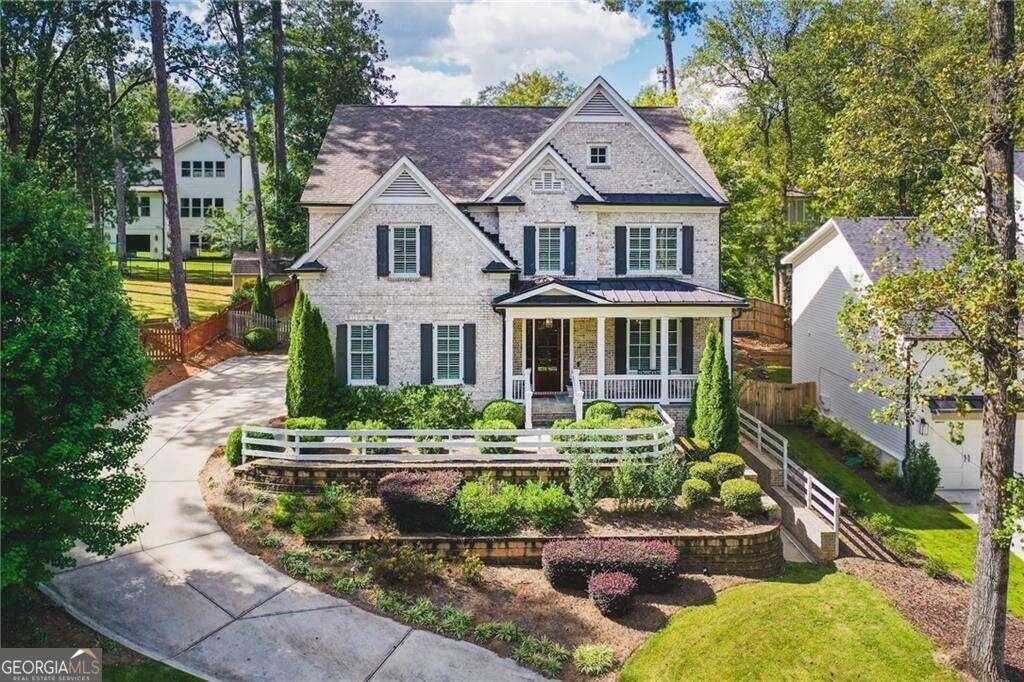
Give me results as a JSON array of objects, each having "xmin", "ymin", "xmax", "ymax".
[
  {"xmin": 577, "ymin": 90, "xmax": 620, "ymax": 118},
  {"xmin": 381, "ymin": 171, "xmax": 430, "ymax": 198}
]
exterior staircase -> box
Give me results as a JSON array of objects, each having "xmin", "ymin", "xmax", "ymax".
[{"xmin": 531, "ymin": 395, "xmax": 576, "ymax": 426}]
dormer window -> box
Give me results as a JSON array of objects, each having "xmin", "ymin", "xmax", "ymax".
[
  {"xmin": 532, "ymin": 170, "xmax": 563, "ymax": 193},
  {"xmin": 589, "ymin": 145, "xmax": 609, "ymax": 166}
]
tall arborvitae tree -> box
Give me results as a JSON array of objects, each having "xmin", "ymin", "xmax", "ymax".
[
  {"xmin": 693, "ymin": 328, "xmax": 739, "ymax": 452},
  {"xmin": 686, "ymin": 327, "xmax": 718, "ymax": 437},
  {"xmin": 285, "ymin": 288, "xmax": 308, "ymax": 417},
  {"xmin": 286, "ymin": 290, "xmax": 332, "ymax": 418}
]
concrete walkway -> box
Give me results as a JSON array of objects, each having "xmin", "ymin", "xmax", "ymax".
[{"xmin": 43, "ymin": 355, "xmax": 540, "ymax": 681}]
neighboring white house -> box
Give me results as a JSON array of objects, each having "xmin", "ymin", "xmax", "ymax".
[
  {"xmin": 105, "ymin": 123, "xmax": 256, "ymax": 258},
  {"xmin": 782, "ymin": 216, "xmax": 1024, "ymax": 490},
  {"xmin": 288, "ymin": 77, "xmax": 746, "ymax": 424}
]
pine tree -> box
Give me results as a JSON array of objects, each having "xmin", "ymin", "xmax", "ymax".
[
  {"xmin": 252, "ymin": 276, "xmax": 274, "ymax": 318},
  {"xmin": 686, "ymin": 328, "xmax": 718, "ymax": 436},
  {"xmin": 694, "ymin": 329, "xmax": 739, "ymax": 452},
  {"xmin": 286, "ymin": 290, "xmax": 332, "ymax": 417}
]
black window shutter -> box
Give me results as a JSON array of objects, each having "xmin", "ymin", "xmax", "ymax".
[
  {"xmin": 419, "ymin": 225, "xmax": 432, "ymax": 276},
  {"xmin": 463, "ymin": 323, "xmax": 476, "ymax": 384},
  {"xmin": 523, "ymin": 225, "xmax": 536, "ymax": 276},
  {"xmin": 681, "ymin": 225, "xmax": 694, "ymax": 274},
  {"xmin": 614, "ymin": 226, "xmax": 627, "ymax": 275},
  {"xmin": 680, "ymin": 318, "xmax": 694, "ymax": 373},
  {"xmin": 376, "ymin": 324, "xmax": 389, "ymax": 386},
  {"xmin": 335, "ymin": 324, "xmax": 348, "ymax": 384},
  {"xmin": 420, "ymin": 323, "xmax": 433, "ymax": 384},
  {"xmin": 614, "ymin": 318, "xmax": 626, "ymax": 374},
  {"xmin": 564, "ymin": 225, "xmax": 576, "ymax": 276},
  {"xmin": 376, "ymin": 225, "xmax": 390, "ymax": 277}
]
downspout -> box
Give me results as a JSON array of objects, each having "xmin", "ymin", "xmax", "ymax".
[{"xmin": 500, "ymin": 309, "xmax": 507, "ymax": 399}]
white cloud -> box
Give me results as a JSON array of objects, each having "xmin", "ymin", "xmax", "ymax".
[
  {"xmin": 167, "ymin": 0, "xmax": 207, "ymax": 24},
  {"xmin": 387, "ymin": 0, "xmax": 648, "ymax": 104}
]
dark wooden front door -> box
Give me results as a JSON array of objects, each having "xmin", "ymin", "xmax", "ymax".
[{"xmin": 533, "ymin": 319, "xmax": 562, "ymax": 392}]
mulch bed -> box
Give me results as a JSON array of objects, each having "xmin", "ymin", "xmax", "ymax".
[
  {"xmin": 837, "ymin": 557, "xmax": 1024, "ymax": 679},
  {"xmin": 796, "ymin": 426, "xmax": 915, "ymax": 507}
]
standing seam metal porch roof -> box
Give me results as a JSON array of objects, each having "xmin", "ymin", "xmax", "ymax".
[{"xmin": 493, "ymin": 277, "xmax": 748, "ymax": 307}]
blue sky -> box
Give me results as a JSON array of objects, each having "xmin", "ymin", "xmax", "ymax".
[{"xmin": 363, "ymin": 0, "xmax": 707, "ymax": 104}]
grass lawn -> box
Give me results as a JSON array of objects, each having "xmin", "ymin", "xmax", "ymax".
[
  {"xmin": 621, "ymin": 563, "xmax": 957, "ymax": 681},
  {"xmin": 778, "ymin": 426, "xmax": 1024, "ymax": 618},
  {"xmin": 123, "ymin": 257, "xmax": 232, "ymax": 286},
  {"xmin": 105, "ymin": 663, "xmax": 196, "ymax": 681},
  {"xmin": 763, "ymin": 365, "xmax": 792, "ymax": 383},
  {"xmin": 124, "ymin": 279, "xmax": 233, "ymax": 322}
]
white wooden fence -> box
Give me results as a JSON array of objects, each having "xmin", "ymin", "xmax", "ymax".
[
  {"xmin": 241, "ymin": 409, "xmax": 676, "ymax": 464},
  {"xmin": 228, "ymin": 310, "xmax": 290, "ymax": 344},
  {"xmin": 739, "ymin": 407, "xmax": 841, "ymax": 535}
]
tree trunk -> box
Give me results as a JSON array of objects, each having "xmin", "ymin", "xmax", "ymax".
[
  {"xmin": 231, "ymin": 0, "xmax": 270, "ymax": 279},
  {"xmin": 271, "ymin": 0, "xmax": 287, "ymax": 186},
  {"xmin": 660, "ymin": 3, "xmax": 676, "ymax": 94},
  {"xmin": 962, "ymin": 1, "xmax": 1017, "ymax": 679},
  {"xmin": 104, "ymin": 13, "xmax": 127, "ymax": 266},
  {"xmin": 149, "ymin": 0, "xmax": 191, "ymax": 330}
]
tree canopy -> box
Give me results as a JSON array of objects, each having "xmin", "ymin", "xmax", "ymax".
[{"xmin": 464, "ymin": 70, "xmax": 583, "ymax": 106}]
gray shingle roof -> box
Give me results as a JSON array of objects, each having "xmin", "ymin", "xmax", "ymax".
[
  {"xmin": 301, "ymin": 105, "xmax": 725, "ymax": 205},
  {"xmin": 493, "ymin": 277, "xmax": 747, "ymax": 307},
  {"xmin": 832, "ymin": 217, "xmax": 951, "ymax": 279}
]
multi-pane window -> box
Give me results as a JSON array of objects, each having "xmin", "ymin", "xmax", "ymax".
[
  {"xmin": 191, "ymin": 197, "xmax": 202, "ymax": 216},
  {"xmin": 181, "ymin": 160, "xmax": 191, "ymax": 177},
  {"xmin": 532, "ymin": 170, "xmax": 563, "ymax": 193},
  {"xmin": 137, "ymin": 196, "xmax": 151, "ymax": 217},
  {"xmin": 391, "ymin": 226, "xmax": 418, "ymax": 275},
  {"xmin": 215, "ymin": 161, "xmax": 225, "ymax": 177},
  {"xmin": 627, "ymin": 319, "xmax": 685, "ymax": 374},
  {"xmin": 589, "ymin": 145, "xmax": 608, "ymax": 165},
  {"xmin": 179, "ymin": 197, "xmax": 224, "ymax": 218},
  {"xmin": 537, "ymin": 226, "xmax": 562, "ymax": 273},
  {"xmin": 181, "ymin": 160, "xmax": 225, "ymax": 178},
  {"xmin": 349, "ymin": 324, "xmax": 375, "ymax": 383},
  {"xmin": 180, "ymin": 197, "xmax": 190, "ymax": 217},
  {"xmin": 435, "ymin": 324, "xmax": 462, "ymax": 383},
  {"xmin": 204, "ymin": 161, "xmax": 214, "ymax": 177},
  {"xmin": 629, "ymin": 226, "xmax": 680, "ymax": 273},
  {"xmin": 214, "ymin": 197, "xmax": 224, "ymax": 212},
  {"xmin": 203, "ymin": 198, "xmax": 213, "ymax": 217}
]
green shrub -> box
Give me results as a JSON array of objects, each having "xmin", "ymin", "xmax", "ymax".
[
  {"xmin": 613, "ymin": 416, "xmax": 657, "ymax": 456},
  {"xmin": 838, "ymin": 429, "xmax": 864, "ymax": 459},
  {"xmin": 648, "ymin": 452, "xmax": 685, "ymax": 512},
  {"xmin": 859, "ymin": 442, "xmax": 880, "ymax": 471},
  {"xmin": 883, "ymin": 531, "xmax": 918, "ymax": 562},
  {"xmin": 720, "ymin": 478, "xmax": 764, "ymax": 517},
  {"xmin": 454, "ymin": 473, "xmax": 520, "ymax": 535},
  {"xmin": 692, "ymin": 328, "xmax": 739, "ymax": 452},
  {"xmin": 568, "ymin": 451, "xmax": 603, "ymax": 516},
  {"xmin": 688, "ymin": 461, "xmax": 718, "ymax": 489},
  {"xmin": 481, "ymin": 399, "xmax": 525, "ymax": 428},
  {"xmin": 358, "ymin": 542, "xmax": 444, "ymax": 583},
  {"xmin": 286, "ymin": 291, "xmax": 333, "ymax": 418},
  {"xmin": 680, "ymin": 437, "xmax": 711, "ymax": 461},
  {"xmin": 284, "ymin": 416, "xmax": 327, "ymax": 444},
  {"xmin": 347, "ymin": 419, "xmax": 389, "ymax": 453},
  {"xmin": 573, "ymin": 644, "xmax": 617, "ymax": 676},
  {"xmin": 244, "ymin": 326, "xmax": 277, "ymax": 351},
  {"xmin": 225, "ymin": 426, "xmax": 243, "ymax": 466},
  {"xmin": 514, "ymin": 635, "xmax": 570, "ymax": 678},
  {"xmin": 397, "ymin": 384, "xmax": 476, "ymax": 430},
  {"xmin": 268, "ymin": 485, "xmax": 354, "ymax": 537},
  {"xmin": 611, "ymin": 456, "xmax": 647, "ymax": 511},
  {"xmin": 290, "ymin": 510, "xmax": 338, "ymax": 537},
  {"xmin": 823, "ymin": 419, "xmax": 846, "ymax": 442},
  {"xmin": 922, "ymin": 555, "xmax": 951, "ymax": 580},
  {"xmin": 902, "ymin": 442, "xmax": 940, "ymax": 503},
  {"xmin": 518, "ymin": 481, "xmax": 574, "ymax": 532},
  {"xmin": 328, "ymin": 384, "xmax": 401, "ymax": 429},
  {"xmin": 552, "ymin": 417, "xmax": 617, "ymax": 457},
  {"xmin": 472, "ymin": 418, "xmax": 517, "ymax": 454},
  {"xmin": 796, "ymin": 404, "xmax": 817, "ymax": 427},
  {"xmin": 585, "ymin": 401, "xmax": 621, "ymax": 421},
  {"xmin": 681, "ymin": 478, "xmax": 711, "ymax": 507},
  {"xmin": 812, "ymin": 414, "xmax": 833, "ymax": 436},
  {"xmin": 230, "ymin": 278, "xmax": 257, "ymax": 306},
  {"xmin": 624, "ymin": 406, "xmax": 660, "ymax": 424},
  {"xmin": 251, "ymin": 276, "xmax": 274, "ymax": 317},
  {"xmin": 710, "ymin": 452, "xmax": 745, "ymax": 483},
  {"xmin": 877, "ymin": 459, "xmax": 901, "ymax": 484},
  {"xmin": 862, "ymin": 512, "xmax": 896, "ymax": 538}
]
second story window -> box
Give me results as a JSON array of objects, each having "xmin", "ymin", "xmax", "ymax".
[
  {"xmin": 137, "ymin": 196, "xmax": 151, "ymax": 217},
  {"xmin": 181, "ymin": 160, "xmax": 191, "ymax": 177},
  {"xmin": 628, "ymin": 226, "xmax": 680, "ymax": 273},
  {"xmin": 532, "ymin": 170, "xmax": 563, "ymax": 193},
  {"xmin": 204, "ymin": 161, "xmax": 214, "ymax": 177},
  {"xmin": 391, "ymin": 226, "xmax": 419, "ymax": 276},
  {"xmin": 216, "ymin": 160, "xmax": 225, "ymax": 177},
  {"xmin": 537, "ymin": 225, "xmax": 563, "ymax": 274},
  {"xmin": 589, "ymin": 145, "xmax": 609, "ymax": 166},
  {"xmin": 179, "ymin": 197, "xmax": 224, "ymax": 218}
]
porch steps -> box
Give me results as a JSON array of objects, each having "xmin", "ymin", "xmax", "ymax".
[{"xmin": 531, "ymin": 396, "xmax": 576, "ymax": 427}]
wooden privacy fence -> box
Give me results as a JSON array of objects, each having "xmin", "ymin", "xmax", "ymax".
[
  {"xmin": 734, "ymin": 297, "xmax": 790, "ymax": 344},
  {"xmin": 738, "ymin": 379, "xmax": 816, "ymax": 425},
  {"xmin": 140, "ymin": 277, "xmax": 298, "ymax": 361},
  {"xmin": 228, "ymin": 310, "xmax": 290, "ymax": 345}
]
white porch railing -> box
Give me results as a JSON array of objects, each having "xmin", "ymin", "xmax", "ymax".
[
  {"xmin": 575, "ymin": 373, "xmax": 697, "ymax": 403},
  {"xmin": 522, "ymin": 368, "xmax": 533, "ymax": 429},
  {"xmin": 739, "ymin": 407, "xmax": 841, "ymax": 536},
  {"xmin": 241, "ymin": 419, "xmax": 675, "ymax": 464},
  {"xmin": 570, "ymin": 368, "xmax": 584, "ymax": 420}
]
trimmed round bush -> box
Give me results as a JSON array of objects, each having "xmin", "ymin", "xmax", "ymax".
[
  {"xmin": 454, "ymin": 473, "xmax": 521, "ymax": 535},
  {"xmin": 284, "ymin": 416, "xmax": 327, "ymax": 444},
  {"xmin": 681, "ymin": 437, "xmax": 711, "ymax": 461},
  {"xmin": 518, "ymin": 480, "xmax": 574, "ymax": 532},
  {"xmin": 585, "ymin": 401, "xmax": 621, "ymax": 421},
  {"xmin": 243, "ymin": 326, "xmax": 277, "ymax": 351},
  {"xmin": 347, "ymin": 419, "xmax": 389, "ymax": 452},
  {"xmin": 624, "ymin": 406, "xmax": 660, "ymax": 425},
  {"xmin": 225, "ymin": 426, "xmax": 243, "ymax": 466},
  {"xmin": 688, "ymin": 461, "xmax": 718, "ymax": 488},
  {"xmin": 710, "ymin": 452, "xmax": 746, "ymax": 482},
  {"xmin": 587, "ymin": 571, "xmax": 637, "ymax": 617},
  {"xmin": 472, "ymin": 418, "xmax": 517, "ymax": 454},
  {"xmin": 681, "ymin": 478, "xmax": 711, "ymax": 507},
  {"xmin": 481, "ymin": 399, "xmax": 525, "ymax": 428},
  {"xmin": 377, "ymin": 470, "xmax": 462, "ymax": 532},
  {"xmin": 720, "ymin": 478, "xmax": 764, "ymax": 517},
  {"xmin": 541, "ymin": 538, "xmax": 679, "ymax": 591}
]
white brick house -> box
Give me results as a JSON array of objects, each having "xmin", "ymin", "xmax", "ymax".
[
  {"xmin": 105, "ymin": 123, "xmax": 257, "ymax": 258},
  {"xmin": 290, "ymin": 78, "xmax": 746, "ymax": 420}
]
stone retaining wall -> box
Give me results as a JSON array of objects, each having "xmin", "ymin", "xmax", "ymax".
[{"xmin": 308, "ymin": 525, "xmax": 785, "ymax": 578}]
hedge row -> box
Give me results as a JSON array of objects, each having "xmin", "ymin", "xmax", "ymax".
[{"xmin": 541, "ymin": 538, "xmax": 679, "ymax": 591}]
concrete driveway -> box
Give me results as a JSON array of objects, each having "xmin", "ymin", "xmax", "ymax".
[{"xmin": 43, "ymin": 355, "xmax": 539, "ymax": 681}]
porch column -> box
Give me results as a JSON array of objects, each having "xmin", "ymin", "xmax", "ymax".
[
  {"xmin": 596, "ymin": 316, "xmax": 606, "ymax": 399},
  {"xmin": 504, "ymin": 313, "xmax": 514, "ymax": 398},
  {"xmin": 660, "ymin": 315, "xmax": 669, "ymax": 405},
  {"xmin": 722, "ymin": 313, "xmax": 733, "ymax": 375}
]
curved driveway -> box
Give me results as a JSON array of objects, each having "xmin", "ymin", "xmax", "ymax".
[{"xmin": 44, "ymin": 355, "xmax": 539, "ymax": 681}]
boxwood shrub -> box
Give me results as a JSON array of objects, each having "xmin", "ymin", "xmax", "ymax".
[
  {"xmin": 681, "ymin": 477, "xmax": 711, "ymax": 507},
  {"xmin": 680, "ymin": 437, "xmax": 712, "ymax": 461},
  {"xmin": 378, "ymin": 470, "xmax": 462, "ymax": 532},
  {"xmin": 587, "ymin": 571, "xmax": 637, "ymax": 617},
  {"xmin": 453, "ymin": 473, "xmax": 521, "ymax": 535},
  {"xmin": 243, "ymin": 326, "xmax": 277, "ymax": 351},
  {"xmin": 481, "ymin": 399, "xmax": 525, "ymax": 428},
  {"xmin": 472, "ymin": 418, "xmax": 517, "ymax": 454},
  {"xmin": 541, "ymin": 538, "xmax": 679, "ymax": 591},
  {"xmin": 225, "ymin": 426, "xmax": 242, "ymax": 466},
  {"xmin": 284, "ymin": 416, "xmax": 327, "ymax": 443},
  {"xmin": 624, "ymin": 406, "xmax": 660, "ymax": 425},
  {"xmin": 518, "ymin": 480, "xmax": 574, "ymax": 532},
  {"xmin": 720, "ymin": 478, "xmax": 764, "ymax": 517},
  {"xmin": 688, "ymin": 461, "xmax": 718, "ymax": 489},
  {"xmin": 709, "ymin": 452, "xmax": 745, "ymax": 482},
  {"xmin": 348, "ymin": 419, "xmax": 389, "ymax": 452},
  {"xmin": 584, "ymin": 401, "xmax": 621, "ymax": 421}
]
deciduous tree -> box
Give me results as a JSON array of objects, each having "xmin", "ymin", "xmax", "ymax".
[{"xmin": 464, "ymin": 71, "xmax": 582, "ymax": 106}]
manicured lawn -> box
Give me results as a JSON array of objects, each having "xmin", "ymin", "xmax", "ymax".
[
  {"xmin": 763, "ymin": 365, "xmax": 791, "ymax": 383},
  {"xmin": 778, "ymin": 426, "xmax": 1024, "ymax": 618},
  {"xmin": 123, "ymin": 257, "xmax": 232, "ymax": 286},
  {"xmin": 106, "ymin": 662, "xmax": 196, "ymax": 681},
  {"xmin": 621, "ymin": 563, "xmax": 957, "ymax": 681},
  {"xmin": 124, "ymin": 279, "xmax": 233, "ymax": 322}
]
